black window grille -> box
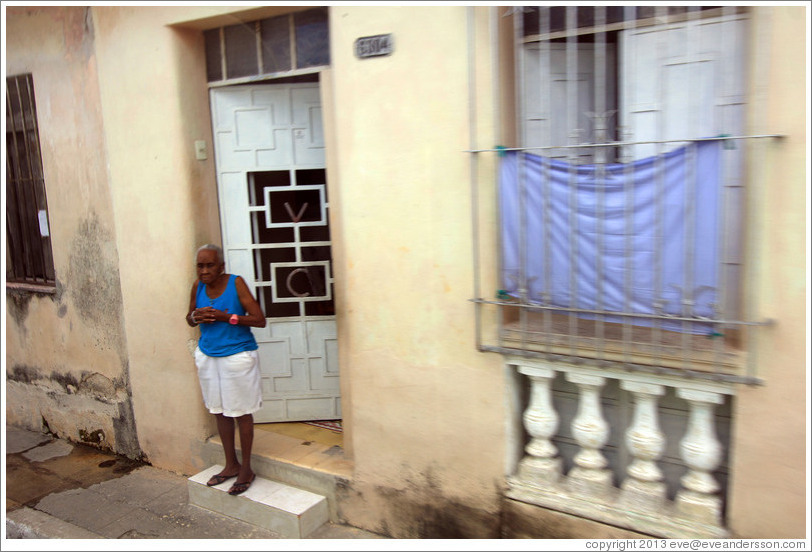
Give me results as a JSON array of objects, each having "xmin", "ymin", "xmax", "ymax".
[{"xmin": 6, "ymin": 73, "xmax": 55, "ymax": 287}]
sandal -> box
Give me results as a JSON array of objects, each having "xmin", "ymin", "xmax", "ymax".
[
  {"xmin": 228, "ymin": 473, "xmax": 256, "ymax": 496},
  {"xmin": 206, "ymin": 472, "xmax": 237, "ymax": 487}
]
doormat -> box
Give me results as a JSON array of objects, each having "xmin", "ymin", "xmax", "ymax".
[{"xmin": 303, "ymin": 420, "xmax": 343, "ymax": 433}]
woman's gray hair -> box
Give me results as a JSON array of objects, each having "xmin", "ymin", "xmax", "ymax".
[{"xmin": 196, "ymin": 244, "xmax": 224, "ymax": 264}]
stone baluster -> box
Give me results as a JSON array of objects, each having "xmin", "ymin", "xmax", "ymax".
[
  {"xmin": 566, "ymin": 373, "xmax": 612, "ymax": 496},
  {"xmin": 619, "ymin": 381, "xmax": 667, "ymax": 511},
  {"xmin": 516, "ymin": 365, "xmax": 562, "ymax": 485},
  {"xmin": 675, "ymin": 388, "xmax": 725, "ymax": 524}
]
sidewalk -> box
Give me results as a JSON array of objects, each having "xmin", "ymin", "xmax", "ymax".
[{"xmin": 4, "ymin": 426, "xmax": 384, "ymax": 541}]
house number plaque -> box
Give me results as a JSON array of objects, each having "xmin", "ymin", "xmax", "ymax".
[{"xmin": 355, "ymin": 34, "xmax": 393, "ymax": 59}]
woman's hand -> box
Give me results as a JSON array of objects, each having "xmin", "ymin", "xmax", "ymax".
[{"xmin": 191, "ymin": 306, "xmax": 229, "ymax": 324}]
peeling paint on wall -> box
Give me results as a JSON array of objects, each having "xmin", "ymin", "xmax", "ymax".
[
  {"xmin": 79, "ymin": 428, "xmax": 105, "ymax": 444},
  {"xmin": 56, "ymin": 5, "xmax": 95, "ymax": 60},
  {"xmin": 6, "ymin": 368, "xmax": 143, "ymax": 460}
]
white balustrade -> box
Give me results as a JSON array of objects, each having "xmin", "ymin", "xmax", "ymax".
[
  {"xmin": 566, "ymin": 373, "xmax": 612, "ymax": 496},
  {"xmin": 620, "ymin": 381, "xmax": 667, "ymax": 510},
  {"xmin": 517, "ymin": 365, "xmax": 561, "ymax": 484},
  {"xmin": 675, "ymin": 388, "xmax": 725, "ymax": 524},
  {"xmin": 506, "ymin": 358, "xmax": 733, "ymax": 539}
]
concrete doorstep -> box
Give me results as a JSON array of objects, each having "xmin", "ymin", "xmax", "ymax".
[{"xmin": 188, "ymin": 465, "xmax": 329, "ymax": 538}]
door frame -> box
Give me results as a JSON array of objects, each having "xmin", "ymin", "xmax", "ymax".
[{"xmin": 208, "ymin": 79, "xmax": 343, "ymax": 424}]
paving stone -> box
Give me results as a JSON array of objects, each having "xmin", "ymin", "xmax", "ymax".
[
  {"xmin": 93, "ymin": 506, "xmax": 190, "ymax": 539},
  {"xmin": 6, "ymin": 507, "xmax": 102, "ymax": 539},
  {"xmin": 310, "ymin": 521, "xmax": 389, "ymax": 539},
  {"xmin": 22, "ymin": 439, "xmax": 74, "ymax": 462},
  {"xmin": 5, "ymin": 428, "xmax": 53, "ymax": 454},
  {"xmin": 35, "ymin": 488, "xmax": 138, "ymax": 534},
  {"xmin": 6, "ymin": 497, "xmax": 24, "ymax": 512},
  {"xmin": 178, "ymin": 504, "xmax": 282, "ymax": 539},
  {"xmin": 87, "ymin": 466, "xmax": 185, "ymax": 508},
  {"xmin": 5, "ymin": 454, "xmax": 78, "ymax": 506},
  {"xmin": 142, "ymin": 483, "xmax": 189, "ymax": 517},
  {"xmin": 37, "ymin": 444, "xmax": 136, "ymax": 487}
]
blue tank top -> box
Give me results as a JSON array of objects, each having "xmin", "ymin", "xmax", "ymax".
[{"xmin": 196, "ymin": 274, "xmax": 258, "ymax": 357}]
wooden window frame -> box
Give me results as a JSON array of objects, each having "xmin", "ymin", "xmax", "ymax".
[{"xmin": 6, "ymin": 73, "xmax": 55, "ymax": 290}]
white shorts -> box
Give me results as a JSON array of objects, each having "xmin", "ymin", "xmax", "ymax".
[{"xmin": 194, "ymin": 347, "xmax": 262, "ymax": 417}]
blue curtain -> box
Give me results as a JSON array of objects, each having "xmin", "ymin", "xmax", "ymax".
[{"xmin": 499, "ymin": 141, "xmax": 722, "ymax": 334}]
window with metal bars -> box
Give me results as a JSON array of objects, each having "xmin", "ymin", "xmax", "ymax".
[
  {"xmin": 6, "ymin": 73, "xmax": 55, "ymax": 288},
  {"xmin": 204, "ymin": 7, "xmax": 329, "ymax": 84},
  {"xmin": 471, "ymin": 6, "xmax": 776, "ymax": 382}
]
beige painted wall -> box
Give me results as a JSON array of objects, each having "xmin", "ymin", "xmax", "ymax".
[
  {"xmin": 6, "ymin": 4, "xmax": 806, "ymax": 539},
  {"xmin": 88, "ymin": 6, "xmax": 223, "ymax": 473},
  {"xmin": 327, "ymin": 6, "xmax": 506, "ymax": 537},
  {"xmin": 5, "ymin": 7, "xmax": 140, "ymax": 457},
  {"xmin": 726, "ymin": 6, "xmax": 808, "ymax": 539}
]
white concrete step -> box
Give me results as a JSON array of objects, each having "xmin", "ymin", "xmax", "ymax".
[{"xmin": 188, "ymin": 465, "xmax": 329, "ymax": 538}]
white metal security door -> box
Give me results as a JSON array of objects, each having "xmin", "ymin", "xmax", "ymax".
[{"xmin": 210, "ymin": 83, "xmax": 340, "ymax": 423}]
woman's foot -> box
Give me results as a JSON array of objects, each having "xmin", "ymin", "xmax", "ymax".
[
  {"xmin": 206, "ymin": 465, "xmax": 241, "ymax": 487},
  {"xmin": 228, "ymin": 472, "xmax": 256, "ymax": 495}
]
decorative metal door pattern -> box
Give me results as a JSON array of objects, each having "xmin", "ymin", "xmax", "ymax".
[{"xmin": 210, "ymin": 83, "xmax": 340, "ymax": 422}]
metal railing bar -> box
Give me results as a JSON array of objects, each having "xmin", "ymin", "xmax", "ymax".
[
  {"xmin": 714, "ymin": 4, "xmax": 738, "ymax": 367},
  {"xmin": 467, "ymin": 6, "xmax": 483, "ymax": 351},
  {"xmin": 621, "ymin": 4, "xmax": 638, "ymax": 365},
  {"xmin": 464, "ymin": 134, "xmax": 784, "ymax": 154},
  {"xmin": 515, "ymin": 7, "xmax": 530, "ymax": 351},
  {"xmin": 481, "ymin": 344, "xmax": 764, "ymax": 386},
  {"xmin": 566, "ymin": 5, "xmax": 579, "ymax": 357},
  {"xmin": 468, "ymin": 298, "xmax": 773, "ymax": 327},
  {"xmin": 594, "ymin": 4, "xmax": 608, "ymax": 360}
]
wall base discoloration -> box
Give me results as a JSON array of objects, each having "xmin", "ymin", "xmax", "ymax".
[
  {"xmin": 502, "ymin": 498, "xmax": 653, "ymax": 539},
  {"xmin": 336, "ymin": 473, "xmax": 502, "ymax": 539},
  {"xmin": 6, "ymin": 372, "xmax": 143, "ymax": 461}
]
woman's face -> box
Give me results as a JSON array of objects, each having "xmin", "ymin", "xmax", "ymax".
[{"xmin": 196, "ymin": 250, "xmax": 224, "ymax": 285}]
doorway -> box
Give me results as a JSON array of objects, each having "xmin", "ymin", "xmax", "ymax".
[{"xmin": 209, "ymin": 82, "xmax": 342, "ymax": 428}]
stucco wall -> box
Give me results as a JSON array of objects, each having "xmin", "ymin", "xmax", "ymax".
[
  {"xmin": 88, "ymin": 6, "xmax": 223, "ymax": 474},
  {"xmin": 5, "ymin": 7, "xmax": 140, "ymax": 458},
  {"xmin": 6, "ymin": 4, "xmax": 805, "ymax": 539},
  {"xmin": 726, "ymin": 6, "xmax": 808, "ymax": 539},
  {"xmin": 327, "ymin": 6, "xmax": 507, "ymax": 537}
]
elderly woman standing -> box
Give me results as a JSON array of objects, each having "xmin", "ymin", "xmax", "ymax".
[{"xmin": 186, "ymin": 244, "xmax": 266, "ymax": 495}]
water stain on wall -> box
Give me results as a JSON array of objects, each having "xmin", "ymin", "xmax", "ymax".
[
  {"xmin": 7, "ymin": 280, "xmax": 67, "ymax": 340},
  {"xmin": 67, "ymin": 212, "xmax": 127, "ymax": 361},
  {"xmin": 338, "ymin": 465, "xmax": 502, "ymax": 538},
  {"xmin": 6, "ymin": 289, "xmax": 33, "ymax": 327}
]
